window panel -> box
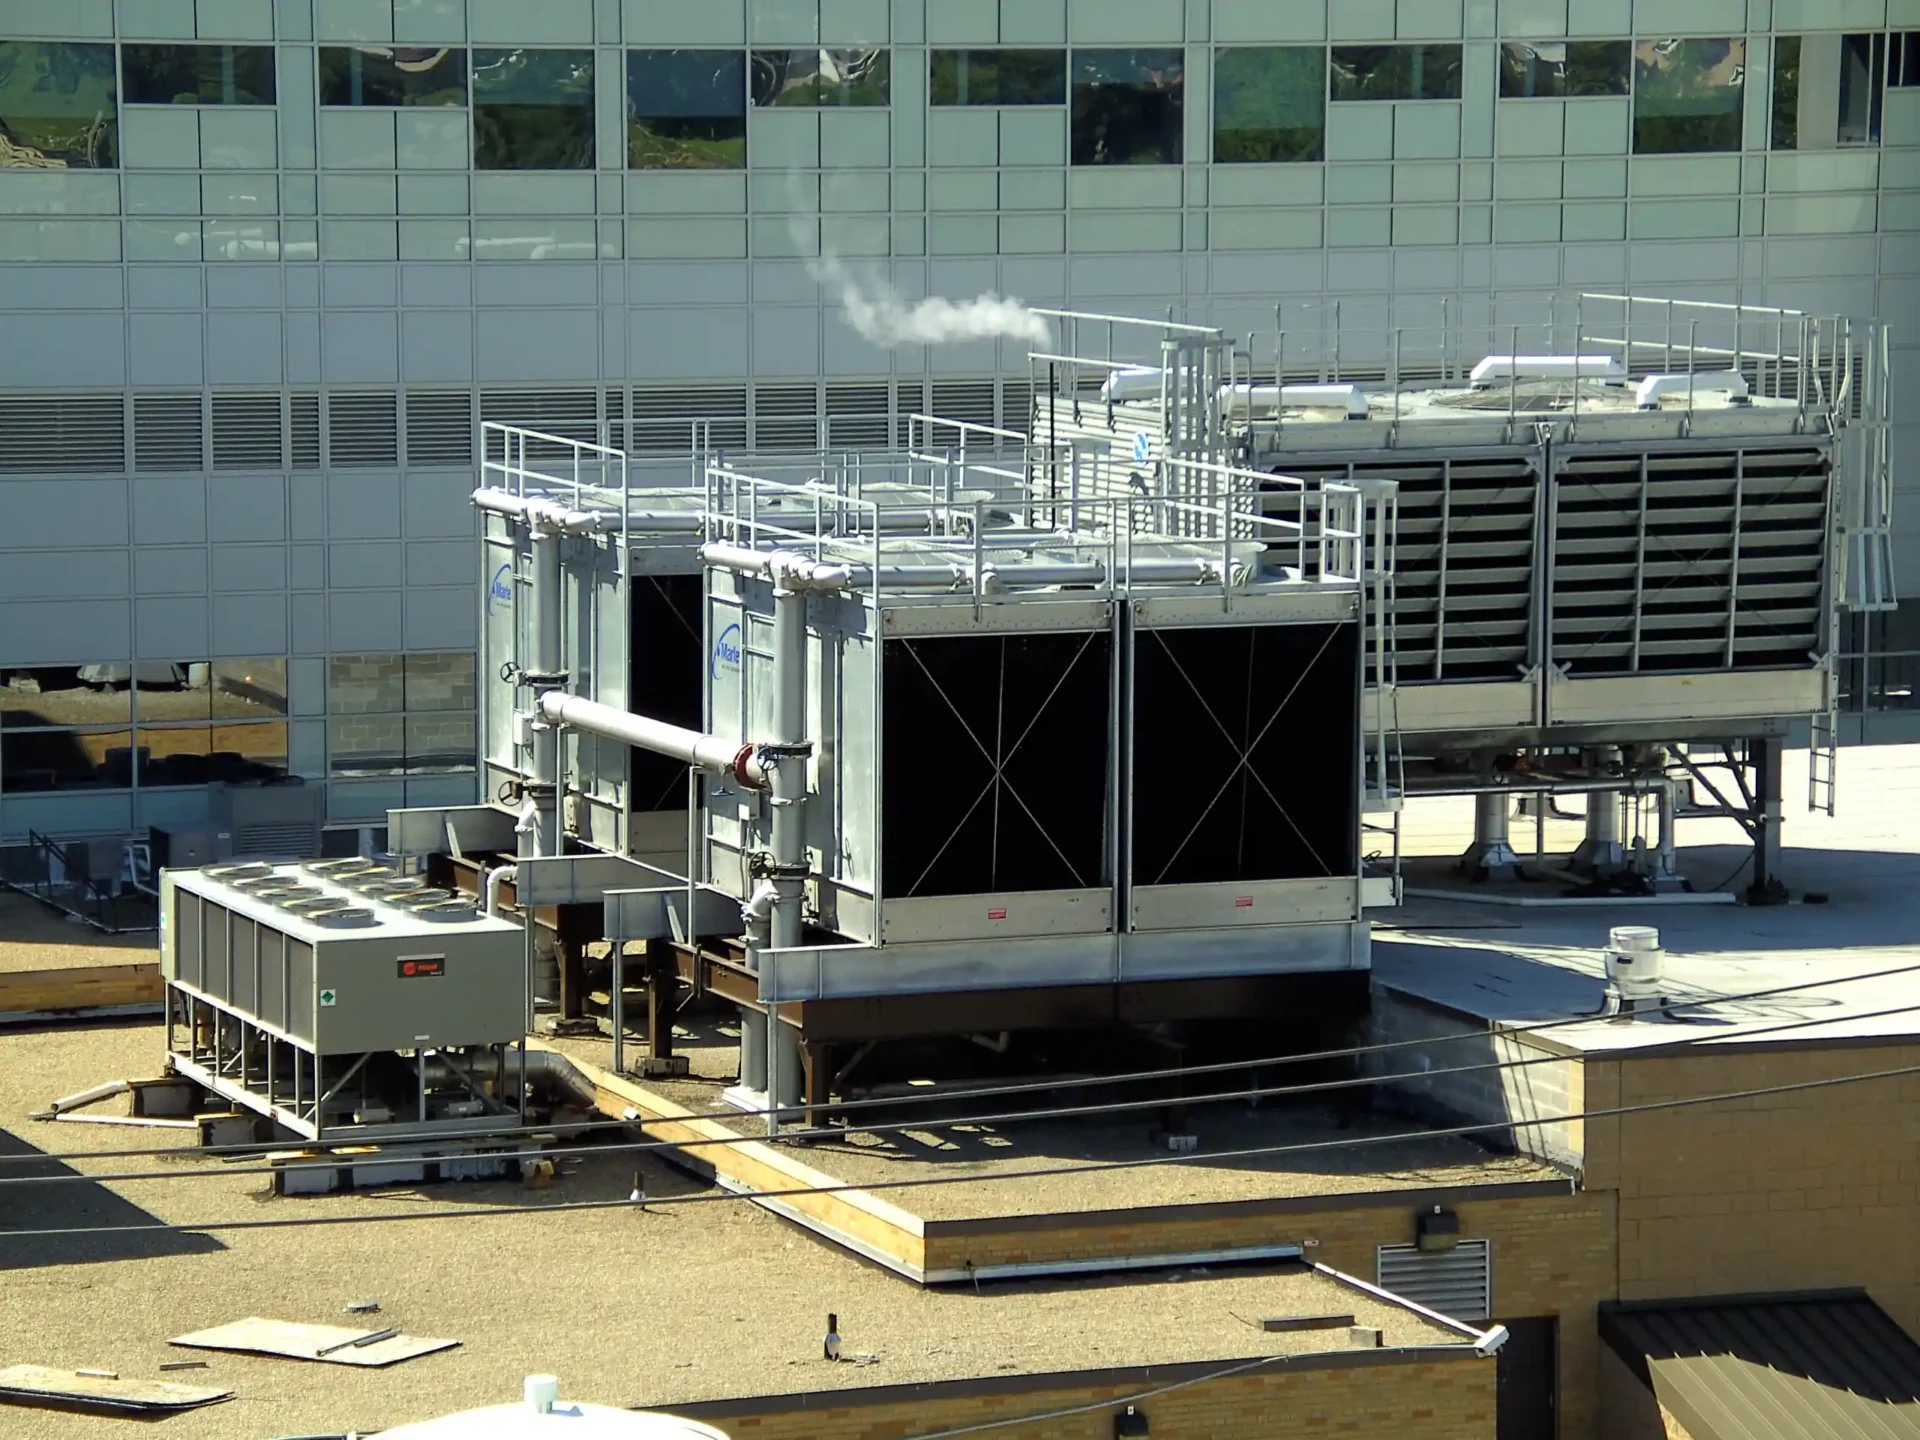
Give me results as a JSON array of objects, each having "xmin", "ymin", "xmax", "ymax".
[
  {"xmin": 1330, "ymin": 45, "xmax": 1462, "ymax": 102},
  {"xmin": 751, "ymin": 49, "xmax": 890, "ymax": 107},
  {"xmin": 1, "ymin": 667, "xmax": 133, "ymax": 727},
  {"xmin": 929, "ymin": 49, "xmax": 1066, "ymax": 106},
  {"xmin": 0, "ymin": 727, "xmax": 132, "ymax": 791},
  {"xmin": 329, "ymin": 713, "xmax": 406, "ymax": 777},
  {"xmin": 319, "ymin": 46, "xmax": 468, "ymax": 107},
  {"xmin": 1633, "ymin": 38, "xmax": 1745, "ymax": 155},
  {"xmin": 1499, "ymin": 40, "xmax": 1631, "ymax": 98},
  {"xmin": 1071, "ymin": 48, "xmax": 1184, "ymax": 166},
  {"xmin": 1772, "ymin": 35, "xmax": 1801, "ymax": 150},
  {"xmin": 627, "ymin": 49, "xmax": 746, "ymax": 169},
  {"xmin": 472, "ymin": 48, "xmax": 595, "ymax": 169},
  {"xmin": 328, "ymin": 653, "xmax": 405, "ymax": 715},
  {"xmin": 1894, "ymin": 33, "xmax": 1920, "ymax": 88},
  {"xmin": 403, "ymin": 652, "xmax": 476, "ymax": 712},
  {"xmin": 1838, "ymin": 32, "xmax": 1886, "ymax": 145},
  {"xmin": 211, "ymin": 659, "xmax": 288, "ymax": 718},
  {"xmin": 404, "ymin": 712, "xmax": 476, "ymax": 774},
  {"xmin": 1214, "ymin": 47, "xmax": 1324, "ymax": 163},
  {"xmin": 210, "ymin": 722, "xmax": 288, "ymax": 780},
  {"xmin": 0, "ymin": 41, "xmax": 118, "ymax": 169},
  {"xmin": 123, "ymin": 44, "xmax": 276, "ymax": 106}
]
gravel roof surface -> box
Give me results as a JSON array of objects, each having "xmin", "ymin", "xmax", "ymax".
[
  {"xmin": 547, "ymin": 1033, "xmax": 1560, "ymax": 1223},
  {"xmin": 0, "ymin": 1023, "xmax": 1468, "ymax": 1440},
  {"xmin": 0, "ymin": 892, "xmax": 155, "ymax": 974}
]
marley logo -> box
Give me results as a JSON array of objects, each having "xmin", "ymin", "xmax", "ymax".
[
  {"xmin": 486, "ymin": 562, "xmax": 513, "ymax": 616},
  {"xmin": 711, "ymin": 621, "xmax": 743, "ymax": 679}
]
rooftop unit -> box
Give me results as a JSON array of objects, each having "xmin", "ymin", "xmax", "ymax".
[{"xmin": 160, "ymin": 859, "xmax": 526, "ymax": 1140}]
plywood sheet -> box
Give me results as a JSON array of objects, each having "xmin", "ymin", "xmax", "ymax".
[
  {"xmin": 0, "ymin": 1364, "xmax": 231, "ymax": 1413},
  {"xmin": 170, "ymin": 1318, "xmax": 459, "ymax": 1367}
]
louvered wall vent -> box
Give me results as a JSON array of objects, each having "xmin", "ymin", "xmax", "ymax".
[
  {"xmin": 211, "ymin": 394, "xmax": 285, "ymax": 470},
  {"xmin": 826, "ymin": 382, "xmax": 890, "ymax": 448},
  {"xmin": 753, "ymin": 384, "xmax": 818, "ymax": 451},
  {"xmin": 133, "ymin": 394, "xmax": 204, "ymax": 472},
  {"xmin": 329, "ymin": 392, "xmax": 399, "ymax": 467},
  {"xmin": 631, "ymin": 384, "xmax": 746, "ymax": 453},
  {"xmin": 480, "ymin": 388, "xmax": 598, "ymax": 459},
  {"xmin": 1375, "ymin": 1240, "xmax": 1492, "ymax": 1322},
  {"xmin": 406, "ymin": 390, "xmax": 474, "ymax": 466},
  {"xmin": 0, "ymin": 395, "xmax": 125, "ymax": 473},
  {"xmin": 290, "ymin": 393, "xmax": 321, "ymax": 469}
]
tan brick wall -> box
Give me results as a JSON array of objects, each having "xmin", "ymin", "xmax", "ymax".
[
  {"xmin": 1582, "ymin": 1045, "xmax": 1920, "ymax": 1334},
  {"xmin": 703, "ymin": 1355, "xmax": 1496, "ymax": 1440},
  {"xmin": 927, "ymin": 1189, "xmax": 1615, "ymax": 1440}
]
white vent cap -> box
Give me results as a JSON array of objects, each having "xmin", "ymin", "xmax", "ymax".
[
  {"xmin": 1469, "ymin": 355, "xmax": 1627, "ymax": 386},
  {"xmin": 525, "ymin": 1376, "xmax": 561, "ymax": 1415},
  {"xmin": 1635, "ymin": 371, "xmax": 1750, "ymax": 408}
]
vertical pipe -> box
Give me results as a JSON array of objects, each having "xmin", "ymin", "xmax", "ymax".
[
  {"xmin": 761, "ymin": 580, "xmax": 811, "ymax": 1132},
  {"xmin": 530, "ymin": 523, "xmax": 563, "ymax": 861},
  {"xmin": 610, "ymin": 929, "xmax": 625, "ymax": 1076}
]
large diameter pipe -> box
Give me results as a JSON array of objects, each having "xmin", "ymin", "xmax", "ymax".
[
  {"xmin": 700, "ymin": 542, "xmax": 855, "ymax": 592},
  {"xmin": 529, "ymin": 526, "xmax": 563, "ymax": 859},
  {"xmin": 537, "ymin": 691, "xmax": 768, "ymax": 789},
  {"xmin": 472, "ymin": 487, "xmax": 620, "ymax": 535}
]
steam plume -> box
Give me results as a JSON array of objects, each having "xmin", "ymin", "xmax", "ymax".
[{"xmin": 808, "ymin": 253, "xmax": 1051, "ymax": 349}]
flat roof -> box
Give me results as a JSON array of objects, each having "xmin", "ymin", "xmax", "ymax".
[
  {"xmin": 170, "ymin": 862, "xmax": 521, "ymax": 945},
  {"xmin": 1374, "ymin": 743, "xmax": 1920, "ymax": 1055},
  {"xmin": 0, "ymin": 1023, "xmax": 1476, "ymax": 1440}
]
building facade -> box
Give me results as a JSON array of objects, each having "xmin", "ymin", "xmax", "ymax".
[{"xmin": 0, "ymin": 0, "xmax": 1915, "ymax": 844}]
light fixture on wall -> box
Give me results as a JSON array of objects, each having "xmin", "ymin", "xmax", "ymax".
[
  {"xmin": 1114, "ymin": 1404, "xmax": 1150, "ymax": 1438},
  {"xmin": 1415, "ymin": 1204, "xmax": 1461, "ymax": 1252}
]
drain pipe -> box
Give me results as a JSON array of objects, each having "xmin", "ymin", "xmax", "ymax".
[
  {"xmin": 761, "ymin": 579, "xmax": 813, "ymax": 1132},
  {"xmin": 483, "ymin": 863, "xmax": 518, "ymax": 917}
]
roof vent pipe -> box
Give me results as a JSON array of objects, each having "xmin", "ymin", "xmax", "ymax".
[
  {"xmin": 1634, "ymin": 371, "xmax": 1750, "ymax": 409},
  {"xmin": 1469, "ymin": 355, "xmax": 1627, "ymax": 387}
]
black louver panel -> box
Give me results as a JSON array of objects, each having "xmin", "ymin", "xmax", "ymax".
[
  {"xmin": 627, "ymin": 574, "xmax": 707, "ymax": 815},
  {"xmin": 882, "ymin": 631, "xmax": 1111, "ymax": 898},
  {"xmin": 1131, "ymin": 621, "xmax": 1358, "ymax": 885}
]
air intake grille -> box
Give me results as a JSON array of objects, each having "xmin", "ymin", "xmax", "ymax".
[
  {"xmin": 235, "ymin": 822, "xmax": 320, "ymax": 859},
  {"xmin": 753, "ymin": 384, "xmax": 819, "ymax": 451},
  {"xmin": 631, "ymin": 384, "xmax": 746, "ymax": 453},
  {"xmin": 0, "ymin": 394, "xmax": 125, "ymax": 473},
  {"xmin": 133, "ymin": 394, "xmax": 204, "ymax": 471},
  {"xmin": 328, "ymin": 392, "xmax": 399, "ymax": 467},
  {"xmin": 1376, "ymin": 1241, "xmax": 1492, "ymax": 1321},
  {"xmin": 481, "ymin": 388, "xmax": 598, "ymax": 460},
  {"xmin": 290, "ymin": 393, "xmax": 321, "ymax": 469},
  {"xmin": 211, "ymin": 393, "xmax": 285, "ymax": 470},
  {"xmin": 932, "ymin": 379, "xmax": 997, "ymax": 432},
  {"xmin": 406, "ymin": 390, "xmax": 474, "ymax": 466},
  {"xmin": 826, "ymin": 383, "xmax": 890, "ymax": 448}
]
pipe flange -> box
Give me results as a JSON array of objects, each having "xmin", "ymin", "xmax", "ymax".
[
  {"xmin": 766, "ymin": 861, "xmax": 811, "ymax": 882},
  {"xmin": 732, "ymin": 745, "xmax": 762, "ymax": 789},
  {"xmin": 518, "ymin": 668, "xmax": 569, "ymax": 689},
  {"xmin": 754, "ymin": 741, "xmax": 814, "ymax": 761}
]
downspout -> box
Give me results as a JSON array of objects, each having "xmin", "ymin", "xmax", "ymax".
[{"xmin": 483, "ymin": 862, "xmax": 518, "ymax": 917}]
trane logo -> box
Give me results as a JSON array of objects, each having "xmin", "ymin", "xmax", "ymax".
[{"xmin": 711, "ymin": 622, "xmax": 743, "ymax": 678}]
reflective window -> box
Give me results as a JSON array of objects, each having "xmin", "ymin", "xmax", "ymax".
[
  {"xmin": 930, "ymin": 49, "xmax": 1066, "ymax": 105},
  {"xmin": 627, "ymin": 49, "xmax": 746, "ymax": 168},
  {"xmin": 1499, "ymin": 40, "xmax": 1632, "ymax": 97},
  {"xmin": 1330, "ymin": 44, "xmax": 1462, "ymax": 101},
  {"xmin": 472, "ymin": 48, "xmax": 595, "ymax": 169},
  {"xmin": 1895, "ymin": 33, "xmax": 1920, "ymax": 87},
  {"xmin": 1633, "ymin": 38, "xmax": 1745, "ymax": 154},
  {"xmin": 1071, "ymin": 49, "xmax": 1184, "ymax": 165},
  {"xmin": 319, "ymin": 46, "xmax": 468, "ymax": 107},
  {"xmin": 751, "ymin": 49, "xmax": 890, "ymax": 106},
  {"xmin": 123, "ymin": 44, "xmax": 276, "ymax": 105},
  {"xmin": 1213, "ymin": 46, "xmax": 1324, "ymax": 162},
  {"xmin": 1839, "ymin": 32, "xmax": 1887, "ymax": 144},
  {"xmin": 327, "ymin": 653, "xmax": 476, "ymax": 779},
  {"xmin": 0, "ymin": 41, "xmax": 118, "ymax": 169},
  {"xmin": 0, "ymin": 660, "xmax": 292, "ymax": 793}
]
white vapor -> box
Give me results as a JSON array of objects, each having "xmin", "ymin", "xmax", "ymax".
[{"xmin": 808, "ymin": 253, "xmax": 1052, "ymax": 349}]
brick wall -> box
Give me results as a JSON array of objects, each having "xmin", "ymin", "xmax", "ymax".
[
  {"xmin": 1370, "ymin": 987, "xmax": 1588, "ymax": 1168},
  {"xmin": 924, "ymin": 1188, "xmax": 1616, "ymax": 1440},
  {"xmin": 684, "ymin": 1354, "xmax": 1496, "ymax": 1440},
  {"xmin": 1582, "ymin": 1043, "xmax": 1920, "ymax": 1335}
]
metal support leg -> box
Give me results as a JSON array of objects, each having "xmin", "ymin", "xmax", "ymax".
[
  {"xmin": 1458, "ymin": 792, "xmax": 1524, "ymax": 880},
  {"xmin": 1748, "ymin": 738, "xmax": 1788, "ymax": 905},
  {"xmin": 1570, "ymin": 784, "xmax": 1627, "ymax": 877},
  {"xmin": 610, "ymin": 931, "xmax": 626, "ymax": 1076},
  {"xmin": 771, "ymin": 1010, "xmax": 803, "ymax": 1118},
  {"xmin": 739, "ymin": 1006, "xmax": 768, "ymax": 1093}
]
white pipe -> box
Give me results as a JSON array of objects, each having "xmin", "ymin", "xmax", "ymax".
[
  {"xmin": 699, "ymin": 542, "xmax": 855, "ymax": 592},
  {"xmin": 471, "ymin": 487, "xmax": 619, "ymax": 535},
  {"xmin": 1216, "ymin": 383, "xmax": 1370, "ymax": 419},
  {"xmin": 538, "ymin": 691, "xmax": 769, "ymax": 789},
  {"xmin": 1100, "ymin": 366, "xmax": 1164, "ymax": 402},
  {"xmin": 1635, "ymin": 370, "xmax": 1749, "ymax": 408},
  {"xmin": 1469, "ymin": 355, "xmax": 1627, "ymax": 386},
  {"xmin": 483, "ymin": 863, "xmax": 517, "ymax": 917}
]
